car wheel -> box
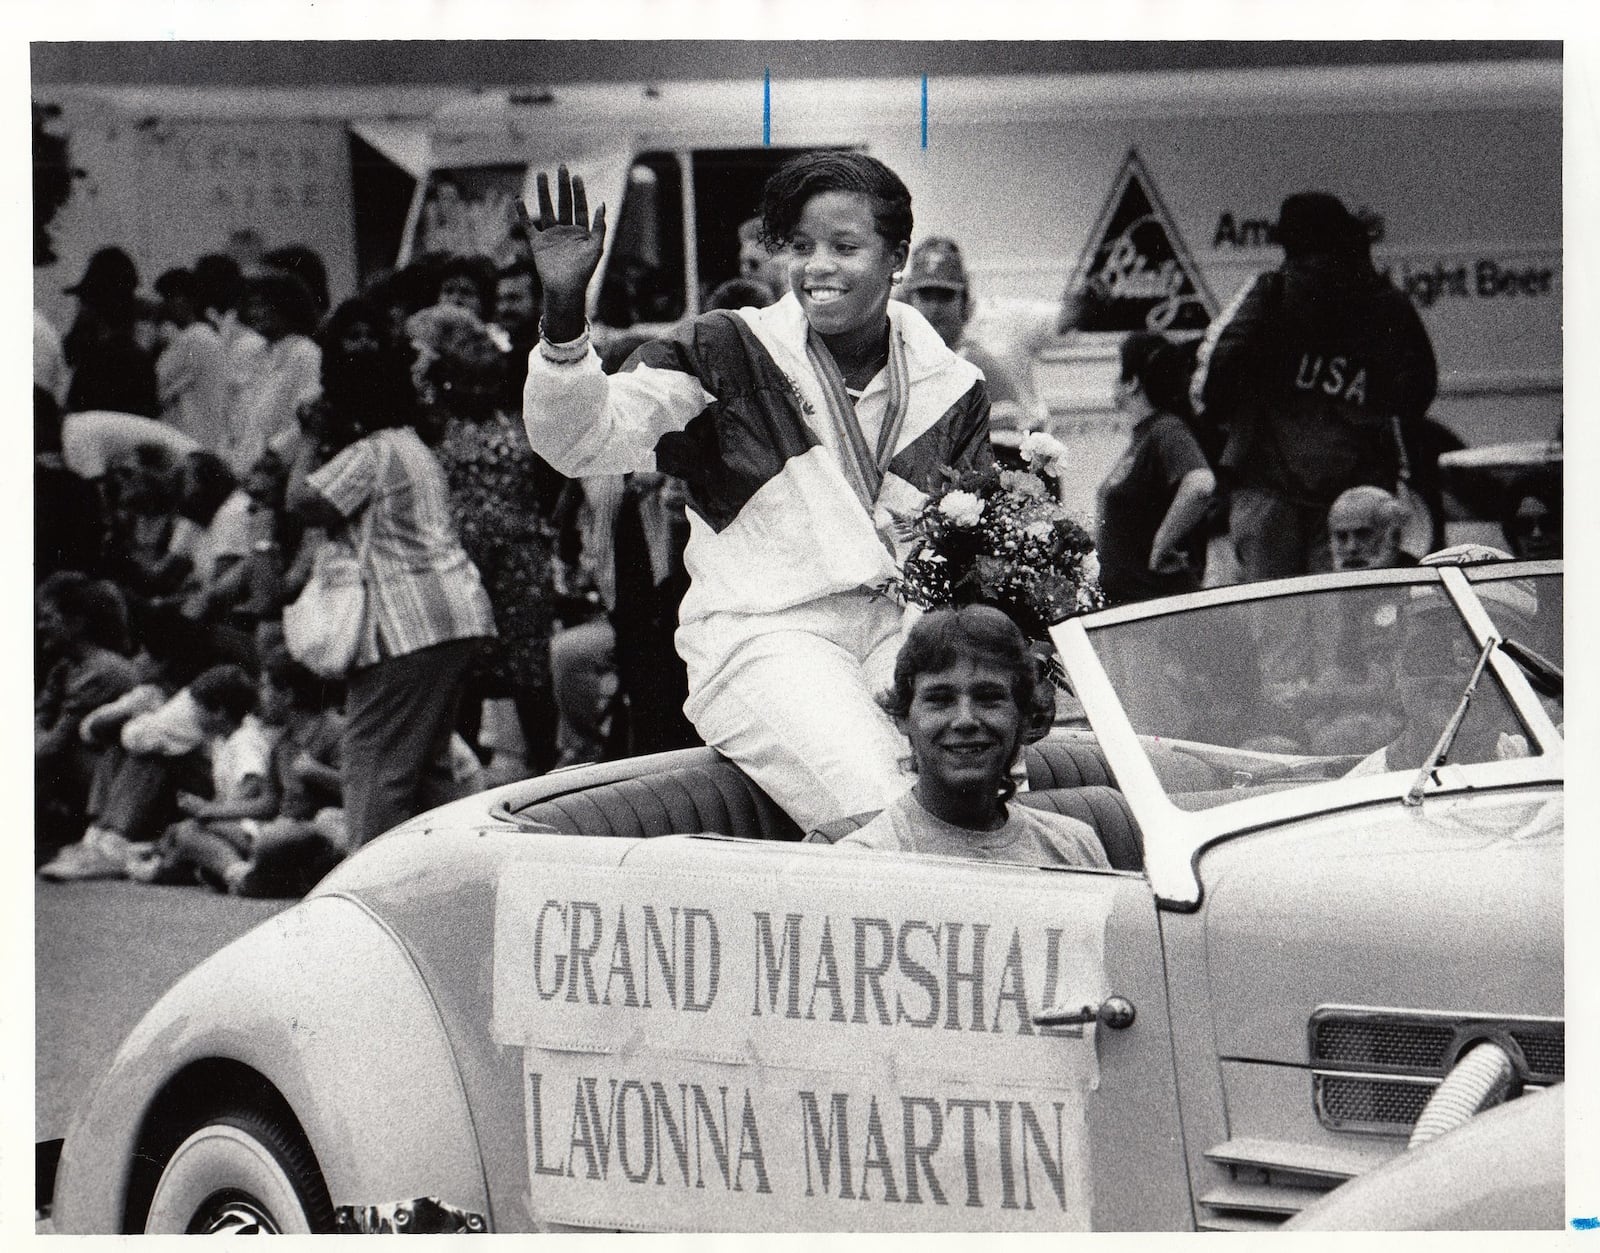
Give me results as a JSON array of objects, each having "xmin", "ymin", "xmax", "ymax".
[{"xmin": 143, "ymin": 1106, "xmax": 334, "ymax": 1234}]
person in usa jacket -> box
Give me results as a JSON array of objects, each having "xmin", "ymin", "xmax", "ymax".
[{"xmin": 1190, "ymin": 191, "xmax": 1437, "ymax": 580}]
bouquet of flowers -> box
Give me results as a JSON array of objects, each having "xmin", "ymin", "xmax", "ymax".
[{"xmin": 890, "ymin": 432, "xmax": 1104, "ymax": 642}]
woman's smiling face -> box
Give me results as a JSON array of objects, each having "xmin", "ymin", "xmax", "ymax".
[{"xmin": 786, "ymin": 191, "xmax": 907, "ymax": 339}]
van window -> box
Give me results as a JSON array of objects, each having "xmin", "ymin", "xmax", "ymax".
[
  {"xmin": 596, "ymin": 153, "xmax": 686, "ymax": 329},
  {"xmin": 690, "ymin": 147, "xmax": 836, "ymax": 304},
  {"xmin": 414, "ymin": 164, "xmax": 526, "ymax": 265}
]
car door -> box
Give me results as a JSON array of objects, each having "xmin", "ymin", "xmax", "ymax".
[{"xmin": 489, "ymin": 836, "xmax": 1190, "ymax": 1231}]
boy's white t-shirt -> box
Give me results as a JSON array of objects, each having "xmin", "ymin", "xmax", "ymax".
[{"xmin": 838, "ymin": 787, "xmax": 1110, "ymax": 869}]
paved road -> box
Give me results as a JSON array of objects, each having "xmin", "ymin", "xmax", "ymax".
[{"xmin": 36, "ymin": 879, "xmax": 293, "ymax": 1141}]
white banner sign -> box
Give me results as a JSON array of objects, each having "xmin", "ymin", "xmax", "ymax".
[{"xmin": 492, "ymin": 860, "xmax": 1114, "ymax": 1231}]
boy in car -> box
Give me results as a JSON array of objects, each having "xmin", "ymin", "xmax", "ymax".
[{"xmin": 837, "ymin": 606, "xmax": 1109, "ymax": 868}]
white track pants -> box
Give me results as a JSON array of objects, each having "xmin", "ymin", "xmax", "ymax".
[{"xmin": 678, "ymin": 590, "xmax": 914, "ymax": 831}]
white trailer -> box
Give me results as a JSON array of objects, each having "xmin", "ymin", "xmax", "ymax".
[
  {"xmin": 36, "ymin": 58, "xmax": 1561, "ymax": 524},
  {"xmin": 379, "ymin": 59, "xmax": 1559, "ymax": 517}
]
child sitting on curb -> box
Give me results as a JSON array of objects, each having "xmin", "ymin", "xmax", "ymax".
[
  {"xmin": 131, "ymin": 648, "xmax": 349, "ymax": 896},
  {"xmin": 40, "ymin": 663, "xmax": 259, "ymax": 881}
]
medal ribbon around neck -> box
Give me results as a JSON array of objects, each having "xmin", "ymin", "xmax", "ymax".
[{"xmin": 804, "ymin": 322, "xmax": 910, "ymax": 513}]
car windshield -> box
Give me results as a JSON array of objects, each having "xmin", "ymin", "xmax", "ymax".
[
  {"xmin": 1468, "ymin": 568, "xmax": 1563, "ymax": 723},
  {"xmin": 1084, "ymin": 581, "xmax": 1544, "ymax": 811}
]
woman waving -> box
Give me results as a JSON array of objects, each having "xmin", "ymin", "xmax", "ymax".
[{"xmin": 521, "ymin": 154, "xmax": 993, "ymax": 829}]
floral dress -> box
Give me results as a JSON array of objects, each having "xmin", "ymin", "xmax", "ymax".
[{"xmin": 434, "ymin": 410, "xmax": 561, "ymax": 710}]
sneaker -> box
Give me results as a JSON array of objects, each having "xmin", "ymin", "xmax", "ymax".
[
  {"xmin": 86, "ymin": 827, "xmax": 140, "ymax": 873},
  {"xmin": 38, "ymin": 839, "xmax": 125, "ymax": 882}
]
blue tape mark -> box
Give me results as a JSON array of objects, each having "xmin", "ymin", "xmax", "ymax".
[
  {"xmin": 763, "ymin": 69, "xmax": 771, "ymax": 146},
  {"xmin": 1572, "ymin": 1217, "xmax": 1600, "ymax": 1230},
  {"xmin": 921, "ymin": 75, "xmax": 928, "ymax": 149}
]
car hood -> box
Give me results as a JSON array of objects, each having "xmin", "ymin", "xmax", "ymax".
[{"xmin": 1199, "ymin": 787, "xmax": 1562, "ymax": 1065}]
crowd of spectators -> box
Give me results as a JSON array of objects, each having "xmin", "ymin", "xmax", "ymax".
[
  {"xmin": 34, "ymin": 186, "xmax": 1562, "ymax": 887},
  {"xmin": 36, "ymin": 238, "xmax": 697, "ymax": 890}
]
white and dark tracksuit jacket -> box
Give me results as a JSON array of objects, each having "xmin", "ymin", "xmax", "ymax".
[
  {"xmin": 526, "ymin": 295, "xmax": 991, "ymax": 826},
  {"xmin": 522, "ymin": 294, "xmax": 992, "ymax": 645}
]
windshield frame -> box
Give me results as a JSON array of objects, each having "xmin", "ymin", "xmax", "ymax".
[{"xmin": 1051, "ymin": 562, "xmax": 1564, "ymax": 908}]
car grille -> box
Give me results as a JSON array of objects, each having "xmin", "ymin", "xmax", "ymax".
[
  {"xmin": 1313, "ymin": 1017, "xmax": 1457, "ymax": 1072},
  {"xmin": 1308, "ymin": 1007, "xmax": 1564, "ymax": 1137},
  {"xmin": 1513, "ymin": 1029, "xmax": 1564, "ymax": 1078},
  {"xmin": 1201, "ymin": 1010, "xmax": 1564, "ymax": 1228},
  {"xmin": 1315, "ymin": 1073, "xmax": 1436, "ymax": 1133}
]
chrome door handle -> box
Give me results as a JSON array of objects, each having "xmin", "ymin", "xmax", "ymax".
[{"xmin": 1032, "ymin": 995, "xmax": 1136, "ymax": 1031}]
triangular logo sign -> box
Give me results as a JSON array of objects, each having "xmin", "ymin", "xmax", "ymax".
[{"xmin": 1067, "ymin": 150, "xmax": 1216, "ymax": 334}]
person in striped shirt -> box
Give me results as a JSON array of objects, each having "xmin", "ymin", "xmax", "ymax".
[{"xmin": 287, "ymin": 320, "xmax": 496, "ymax": 847}]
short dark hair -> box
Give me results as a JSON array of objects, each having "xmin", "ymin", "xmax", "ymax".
[
  {"xmin": 107, "ymin": 441, "xmax": 180, "ymax": 508},
  {"xmin": 189, "ymin": 663, "xmax": 258, "ymax": 723},
  {"xmin": 1119, "ymin": 331, "xmax": 1193, "ymax": 417},
  {"xmin": 193, "ymin": 254, "xmax": 245, "ymax": 315},
  {"xmin": 179, "ymin": 451, "xmax": 238, "ymax": 522},
  {"xmin": 262, "ymin": 244, "xmax": 330, "ymax": 315},
  {"xmin": 316, "ymin": 295, "xmax": 392, "ymax": 357},
  {"xmin": 244, "ymin": 271, "xmax": 321, "ymax": 337},
  {"xmin": 319, "ymin": 348, "xmax": 419, "ymax": 444},
  {"xmin": 154, "ymin": 267, "xmax": 198, "ymax": 304},
  {"xmin": 39, "ymin": 571, "xmax": 131, "ymax": 654},
  {"xmin": 260, "ymin": 645, "xmax": 332, "ymax": 711},
  {"xmin": 437, "ymin": 254, "xmax": 498, "ymax": 315},
  {"xmin": 706, "ymin": 276, "xmax": 777, "ymax": 311},
  {"xmin": 759, "ymin": 151, "xmax": 913, "ymax": 252},
  {"xmin": 880, "ymin": 605, "xmax": 1039, "ymax": 722},
  {"xmin": 364, "ymin": 254, "xmax": 449, "ymax": 320}
]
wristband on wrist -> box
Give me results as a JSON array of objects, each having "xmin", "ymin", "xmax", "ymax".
[{"xmin": 538, "ymin": 319, "xmax": 592, "ymax": 365}]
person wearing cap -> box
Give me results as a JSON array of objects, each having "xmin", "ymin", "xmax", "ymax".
[
  {"xmin": 1190, "ymin": 191, "xmax": 1437, "ymax": 581},
  {"xmin": 898, "ymin": 237, "xmax": 1050, "ymax": 430},
  {"xmin": 1327, "ymin": 485, "xmax": 1418, "ymax": 572},
  {"xmin": 62, "ymin": 246, "xmax": 160, "ymax": 418}
]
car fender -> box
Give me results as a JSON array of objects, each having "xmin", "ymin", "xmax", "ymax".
[
  {"xmin": 1283, "ymin": 1086, "xmax": 1563, "ymax": 1230},
  {"xmin": 52, "ymin": 893, "xmax": 490, "ymax": 1234}
]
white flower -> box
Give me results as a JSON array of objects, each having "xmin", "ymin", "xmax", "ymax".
[
  {"xmin": 998, "ymin": 469, "xmax": 1047, "ymax": 499},
  {"xmin": 1019, "ymin": 431, "xmax": 1070, "ymax": 474},
  {"xmin": 939, "ymin": 490, "xmax": 985, "ymax": 527},
  {"xmin": 1080, "ymin": 551, "xmax": 1101, "ymax": 583},
  {"xmin": 1025, "ymin": 521, "xmax": 1054, "ymax": 541}
]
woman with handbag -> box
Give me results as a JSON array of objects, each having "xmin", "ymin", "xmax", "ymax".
[{"xmin": 285, "ymin": 304, "xmax": 495, "ymax": 847}]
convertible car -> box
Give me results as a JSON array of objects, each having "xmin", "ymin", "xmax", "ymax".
[{"xmin": 48, "ymin": 559, "xmax": 1564, "ymax": 1233}]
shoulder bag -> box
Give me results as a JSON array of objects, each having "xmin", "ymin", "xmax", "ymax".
[{"xmin": 282, "ymin": 522, "xmax": 371, "ymax": 679}]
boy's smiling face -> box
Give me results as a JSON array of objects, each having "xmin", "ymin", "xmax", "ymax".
[{"xmin": 899, "ymin": 655, "xmax": 1023, "ymax": 809}]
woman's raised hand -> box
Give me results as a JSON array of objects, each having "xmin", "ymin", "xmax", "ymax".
[{"xmin": 517, "ymin": 166, "xmax": 607, "ymax": 341}]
